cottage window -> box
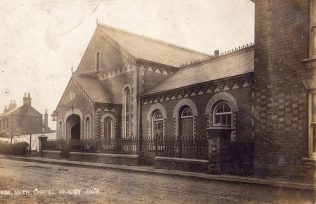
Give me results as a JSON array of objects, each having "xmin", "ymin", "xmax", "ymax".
[
  {"xmin": 213, "ymin": 102, "xmax": 232, "ymax": 127},
  {"xmin": 123, "ymin": 87, "xmax": 131, "ymax": 138},
  {"xmin": 152, "ymin": 110, "xmax": 164, "ymax": 150}
]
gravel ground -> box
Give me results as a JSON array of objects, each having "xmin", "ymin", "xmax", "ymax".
[{"xmin": 0, "ymin": 159, "xmax": 314, "ymax": 204}]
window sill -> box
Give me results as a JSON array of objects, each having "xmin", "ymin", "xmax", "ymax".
[
  {"xmin": 207, "ymin": 126, "xmax": 234, "ymax": 130},
  {"xmin": 302, "ymin": 156, "xmax": 316, "ymax": 162}
]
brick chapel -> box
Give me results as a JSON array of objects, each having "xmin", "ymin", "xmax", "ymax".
[{"xmin": 53, "ymin": 0, "xmax": 316, "ymax": 178}]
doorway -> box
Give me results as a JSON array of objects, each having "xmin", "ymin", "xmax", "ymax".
[{"xmin": 66, "ymin": 114, "xmax": 81, "ymax": 150}]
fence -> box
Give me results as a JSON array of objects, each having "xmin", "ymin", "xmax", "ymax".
[
  {"xmin": 43, "ymin": 137, "xmax": 208, "ymax": 160},
  {"xmin": 0, "ymin": 132, "xmax": 56, "ymax": 151},
  {"xmin": 142, "ymin": 138, "xmax": 208, "ymax": 160},
  {"xmin": 43, "ymin": 137, "xmax": 139, "ymax": 155}
]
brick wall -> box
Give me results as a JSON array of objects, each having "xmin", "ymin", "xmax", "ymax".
[
  {"xmin": 12, "ymin": 115, "xmax": 43, "ymax": 135},
  {"xmin": 141, "ymin": 76, "xmax": 253, "ymax": 159},
  {"xmin": 253, "ymin": 0, "xmax": 310, "ymax": 177}
]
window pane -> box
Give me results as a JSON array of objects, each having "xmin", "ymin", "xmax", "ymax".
[
  {"xmin": 217, "ymin": 104, "xmax": 224, "ymax": 113},
  {"xmin": 153, "ymin": 121, "xmax": 164, "ymax": 141},
  {"xmin": 153, "ymin": 111, "xmax": 163, "ymax": 120},
  {"xmin": 181, "ymin": 107, "xmax": 193, "ymax": 118},
  {"xmin": 227, "ymin": 114, "xmax": 232, "ymax": 126},
  {"xmin": 215, "ymin": 115, "xmax": 221, "ymax": 125},
  {"xmin": 222, "ymin": 114, "xmax": 227, "ymax": 125},
  {"xmin": 223, "ymin": 103, "xmax": 231, "ymax": 112}
]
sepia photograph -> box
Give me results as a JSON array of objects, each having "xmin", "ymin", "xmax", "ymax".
[{"xmin": 0, "ymin": 0, "xmax": 315, "ymax": 203}]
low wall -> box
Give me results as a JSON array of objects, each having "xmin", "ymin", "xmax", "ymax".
[
  {"xmin": 69, "ymin": 152, "xmax": 140, "ymax": 166},
  {"xmin": 154, "ymin": 156, "xmax": 209, "ymax": 173},
  {"xmin": 42, "ymin": 150, "xmax": 61, "ymax": 159},
  {"xmin": 301, "ymin": 158, "xmax": 316, "ymax": 182}
]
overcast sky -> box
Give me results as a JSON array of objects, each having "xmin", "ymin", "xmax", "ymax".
[{"xmin": 0, "ymin": 0, "xmax": 254, "ymax": 129}]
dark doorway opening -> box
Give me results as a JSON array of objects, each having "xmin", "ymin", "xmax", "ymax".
[{"xmin": 66, "ymin": 114, "xmax": 81, "ymax": 151}]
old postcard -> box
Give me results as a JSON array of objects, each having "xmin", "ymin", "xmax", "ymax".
[{"xmin": 0, "ymin": 0, "xmax": 314, "ymax": 203}]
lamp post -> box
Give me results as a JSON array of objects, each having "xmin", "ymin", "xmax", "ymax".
[{"xmin": 51, "ymin": 113, "xmax": 57, "ymax": 122}]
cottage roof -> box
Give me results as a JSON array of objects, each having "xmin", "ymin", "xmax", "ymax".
[
  {"xmin": 0, "ymin": 106, "xmax": 42, "ymax": 117},
  {"xmin": 145, "ymin": 46, "xmax": 254, "ymax": 95},
  {"xmin": 98, "ymin": 24, "xmax": 210, "ymax": 67}
]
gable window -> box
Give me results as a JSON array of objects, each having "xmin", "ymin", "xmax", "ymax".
[
  {"xmin": 123, "ymin": 87, "xmax": 131, "ymax": 138},
  {"xmin": 96, "ymin": 52, "xmax": 100, "ymax": 71},
  {"xmin": 213, "ymin": 102, "xmax": 232, "ymax": 127},
  {"xmin": 152, "ymin": 110, "xmax": 164, "ymax": 151}
]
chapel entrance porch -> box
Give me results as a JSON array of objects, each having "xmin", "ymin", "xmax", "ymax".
[{"xmin": 66, "ymin": 114, "xmax": 81, "ymax": 151}]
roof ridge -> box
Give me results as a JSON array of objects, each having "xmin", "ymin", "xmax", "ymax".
[
  {"xmin": 179, "ymin": 43, "xmax": 255, "ymax": 69},
  {"xmin": 97, "ymin": 22, "xmax": 210, "ymax": 57}
]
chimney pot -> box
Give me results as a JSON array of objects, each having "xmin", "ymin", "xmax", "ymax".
[
  {"xmin": 23, "ymin": 93, "xmax": 32, "ymax": 107},
  {"xmin": 214, "ymin": 50, "xmax": 220, "ymax": 57}
]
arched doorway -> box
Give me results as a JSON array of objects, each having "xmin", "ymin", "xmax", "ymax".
[{"xmin": 66, "ymin": 114, "xmax": 81, "ymax": 150}]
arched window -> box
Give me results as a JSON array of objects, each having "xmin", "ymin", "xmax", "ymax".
[
  {"xmin": 85, "ymin": 117, "xmax": 91, "ymax": 140},
  {"xmin": 179, "ymin": 106, "xmax": 194, "ymax": 158},
  {"xmin": 96, "ymin": 52, "xmax": 100, "ymax": 71},
  {"xmin": 152, "ymin": 110, "xmax": 164, "ymax": 151},
  {"xmin": 181, "ymin": 107, "xmax": 193, "ymax": 118},
  {"xmin": 213, "ymin": 102, "xmax": 232, "ymax": 127},
  {"xmin": 104, "ymin": 117, "xmax": 113, "ymax": 143},
  {"xmin": 123, "ymin": 87, "xmax": 131, "ymax": 138}
]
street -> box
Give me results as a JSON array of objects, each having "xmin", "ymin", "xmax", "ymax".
[{"xmin": 0, "ymin": 159, "xmax": 314, "ymax": 204}]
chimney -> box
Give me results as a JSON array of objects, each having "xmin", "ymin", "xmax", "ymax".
[
  {"xmin": 214, "ymin": 50, "xmax": 220, "ymax": 57},
  {"xmin": 8, "ymin": 99, "xmax": 17, "ymax": 110},
  {"xmin": 23, "ymin": 93, "xmax": 32, "ymax": 107},
  {"xmin": 43, "ymin": 109, "xmax": 48, "ymax": 131}
]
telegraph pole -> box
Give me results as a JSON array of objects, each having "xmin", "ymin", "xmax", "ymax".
[{"xmin": 29, "ymin": 134, "xmax": 32, "ymax": 153}]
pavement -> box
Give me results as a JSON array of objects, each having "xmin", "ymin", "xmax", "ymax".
[{"xmin": 0, "ymin": 154, "xmax": 315, "ymax": 192}]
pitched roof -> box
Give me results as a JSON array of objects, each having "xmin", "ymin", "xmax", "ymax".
[
  {"xmin": 73, "ymin": 75, "xmax": 121, "ymax": 104},
  {"xmin": 0, "ymin": 106, "xmax": 42, "ymax": 117},
  {"xmin": 145, "ymin": 47, "xmax": 254, "ymax": 95},
  {"xmin": 98, "ymin": 24, "xmax": 210, "ymax": 67}
]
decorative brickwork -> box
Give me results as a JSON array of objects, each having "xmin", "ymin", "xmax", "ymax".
[{"xmin": 121, "ymin": 84, "xmax": 133, "ymax": 138}]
